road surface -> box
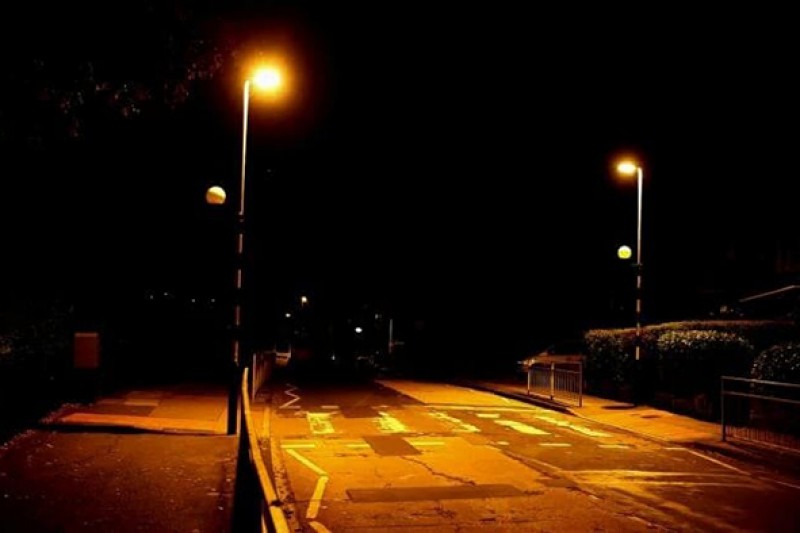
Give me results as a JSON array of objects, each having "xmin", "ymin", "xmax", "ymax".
[{"xmin": 259, "ymin": 377, "xmax": 800, "ymax": 532}]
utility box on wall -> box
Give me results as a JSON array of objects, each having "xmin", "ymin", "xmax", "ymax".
[{"xmin": 74, "ymin": 332, "xmax": 100, "ymax": 370}]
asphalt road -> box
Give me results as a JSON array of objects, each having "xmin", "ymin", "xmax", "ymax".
[{"xmin": 259, "ymin": 377, "xmax": 800, "ymax": 532}]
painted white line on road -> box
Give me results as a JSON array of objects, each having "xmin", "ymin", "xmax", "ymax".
[
  {"xmin": 285, "ymin": 448, "xmax": 328, "ymax": 477},
  {"xmin": 377, "ymin": 412, "xmax": 408, "ymax": 433},
  {"xmin": 477, "ymin": 413, "xmax": 501, "ymax": 419},
  {"xmin": 599, "ymin": 444, "xmax": 632, "ymax": 449},
  {"xmin": 281, "ymin": 443, "xmax": 316, "ymax": 449},
  {"xmin": 280, "ymin": 384, "xmax": 301, "ymax": 410},
  {"xmin": 495, "ymin": 419, "xmax": 550, "ymax": 435},
  {"xmin": 665, "ymin": 446, "xmax": 685, "ymax": 451},
  {"xmin": 685, "ymin": 449, "xmax": 748, "ymax": 475},
  {"xmin": 495, "ymin": 441, "xmax": 510, "ymax": 446},
  {"xmin": 309, "ymin": 520, "xmax": 332, "ymax": 533},
  {"xmin": 407, "ymin": 440, "xmax": 445, "ymax": 446},
  {"xmin": 774, "ymin": 479, "xmax": 800, "ymax": 491},
  {"xmin": 307, "ymin": 412, "xmax": 336, "ymax": 435},
  {"xmin": 540, "ymin": 442, "xmax": 571, "ymax": 447},
  {"xmin": 306, "ymin": 475, "xmax": 329, "ymax": 519},
  {"xmin": 430, "ymin": 411, "xmax": 480, "ymax": 433}
]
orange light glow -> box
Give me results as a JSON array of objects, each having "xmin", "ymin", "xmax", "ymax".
[
  {"xmin": 252, "ymin": 66, "xmax": 282, "ymax": 92},
  {"xmin": 616, "ymin": 161, "xmax": 638, "ymax": 176}
]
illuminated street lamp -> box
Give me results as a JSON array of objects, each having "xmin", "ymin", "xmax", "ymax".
[
  {"xmin": 616, "ymin": 160, "xmax": 644, "ymax": 369},
  {"xmin": 211, "ymin": 64, "xmax": 284, "ymax": 435}
]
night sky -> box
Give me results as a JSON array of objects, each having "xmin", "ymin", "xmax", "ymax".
[{"xmin": 2, "ymin": 3, "xmax": 798, "ymax": 357}]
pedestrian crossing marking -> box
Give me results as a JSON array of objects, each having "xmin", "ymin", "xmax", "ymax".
[
  {"xmin": 540, "ymin": 442, "xmax": 571, "ymax": 447},
  {"xmin": 494, "ymin": 419, "xmax": 550, "ymax": 435},
  {"xmin": 535, "ymin": 415, "xmax": 610, "ymax": 437},
  {"xmin": 376, "ymin": 411, "xmax": 408, "ymax": 433},
  {"xmin": 477, "ymin": 413, "xmax": 501, "ymax": 419},
  {"xmin": 430, "ymin": 411, "xmax": 480, "ymax": 432}
]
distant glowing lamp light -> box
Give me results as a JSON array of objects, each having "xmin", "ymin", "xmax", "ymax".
[
  {"xmin": 354, "ymin": 327, "xmax": 363, "ymax": 334},
  {"xmin": 617, "ymin": 245, "xmax": 632, "ymax": 260}
]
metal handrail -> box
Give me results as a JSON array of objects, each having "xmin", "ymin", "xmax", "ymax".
[{"xmin": 240, "ymin": 368, "xmax": 289, "ymax": 533}]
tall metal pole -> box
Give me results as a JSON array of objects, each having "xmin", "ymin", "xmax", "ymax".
[
  {"xmin": 227, "ymin": 80, "xmax": 251, "ymax": 435},
  {"xmin": 635, "ymin": 166, "xmax": 643, "ymax": 363}
]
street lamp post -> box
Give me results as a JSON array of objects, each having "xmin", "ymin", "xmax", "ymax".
[
  {"xmin": 617, "ymin": 160, "xmax": 644, "ymax": 403},
  {"xmin": 213, "ymin": 66, "xmax": 283, "ymax": 435}
]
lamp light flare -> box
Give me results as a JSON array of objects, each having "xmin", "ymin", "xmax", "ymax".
[
  {"xmin": 617, "ymin": 161, "xmax": 638, "ymax": 175},
  {"xmin": 252, "ymin": 66, "xmax": 282, "ymax": 92}
]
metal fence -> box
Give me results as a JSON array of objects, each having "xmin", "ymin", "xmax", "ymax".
[
  {"xmin": 526, "ymin": 362, "xmax": 583, "ymax": 407},
  {"xmin": 721, "ymin": 376, "xmax": 800, "ymax": 452},
  {"xmin": 250, "ymin": 351, "xmax": 273, "ymax": 401}
]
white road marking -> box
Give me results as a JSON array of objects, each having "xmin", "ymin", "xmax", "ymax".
[
  {"xmin": 599, "ymin": 444, "xmax": 632, "ymax": 449},
  {"xmin": 685, "ymin": 449, "xmax": 748, "ymax": 475},
  {"xmin": 540, "ymin": 442, "xmax": 572, "ymax": 447},
  {"xmin": 285, "ymin": 449, "xmax": 328, "ymax": 477},
  {"xmin": 774, "ymin": 480, "xmax": 800, "ymax": 491},
  {"xmin": 495, "ymin": 441, "xmax": 510, "ymax": 446},
  {"xmin": 306, "ymin": 476, "xmax": 329, "ymax": 519},
  {"xmin": 477, "ymin": 413, "xmax": 501, "ymax": 419},
  {"xmin": 494, "ymin": 419, "xmax": 550, "ymax": 435},
  {"xmin": 535, "ymin": 415, "xmax": 610, "ymax": 437},
  {"xmin": 429, "ymin": 411, "xmax": 480, "ymax": 432},
  {"xmin": 280, "ymin": 384, "xmax": 301, "ymax": 410},
  {"xmin": 307, "ymin": 412, "xmax": 335, "ymax": 435},
  {"xmin": 376, "ymin": 411, "xmax": 408, "ymax": 433}
]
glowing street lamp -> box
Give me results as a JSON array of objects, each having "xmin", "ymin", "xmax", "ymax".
[{"xmin": 616, "ymin": 160, "xmax": 644, "ymax": 367}]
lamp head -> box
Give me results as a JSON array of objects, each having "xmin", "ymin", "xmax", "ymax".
[{"xmin": 616, "ymin": 161, "xmax": 639, "ymax": 176}]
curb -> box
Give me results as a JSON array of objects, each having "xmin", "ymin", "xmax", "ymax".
[{"xmin": 454, "ymin": 380, "xmax": 577, "ymax": 415}]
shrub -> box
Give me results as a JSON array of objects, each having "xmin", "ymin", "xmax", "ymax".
[
  {"xmin": 656, "ymin": 329, "xmax": 755, "ymax": 395},
  {"xmin": 751, "ymin": 343, "xmax": 800, "ymax": 383}
]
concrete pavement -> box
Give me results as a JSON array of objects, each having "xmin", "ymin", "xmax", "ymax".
[
  {"xmin": 0, "ymin": 383, "xmax": 238, "ymax": 532},
  {"xmin": 462, "ymin": 377, "xmax": 800, "ymax": 480}
]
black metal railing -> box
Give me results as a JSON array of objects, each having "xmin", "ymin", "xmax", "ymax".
[
  {"xmin": 721, "ymin": 376, "xmax": 800, "ymax": 452},
  {"xmin": 233, "ymin": 367, "xmax": 289, "ymax": 533}
]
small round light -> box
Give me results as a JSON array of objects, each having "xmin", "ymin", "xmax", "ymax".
[{"xmin": 206, "ymin": 185, "xmax": 226, "ymax": 205}]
